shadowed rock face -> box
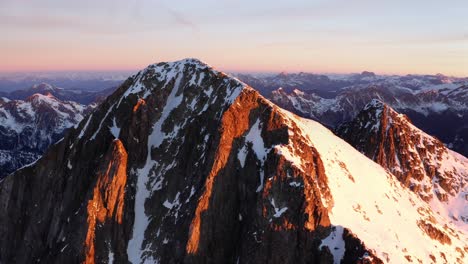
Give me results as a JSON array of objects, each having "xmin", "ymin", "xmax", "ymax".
[
  {"xmin": 0, "ymin": 59, "xmax": 383, "ymax": 264},
  {"xmin": 2, "ymin": 59, "xmax": 466, "ymax": 264}
]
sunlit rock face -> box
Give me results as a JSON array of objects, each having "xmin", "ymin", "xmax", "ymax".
[{"xmin": 0, "ymin": 59, "xmax": 466, "ymax": 264}]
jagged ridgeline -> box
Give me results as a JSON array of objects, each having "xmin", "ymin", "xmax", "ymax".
[{"xmin": 0, "ymin": 59, "xmax": 466, "ymax": 264}]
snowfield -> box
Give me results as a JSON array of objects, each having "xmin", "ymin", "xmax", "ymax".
[{"xmin": 277, "ymin": 108, "xmax": 467, "ymax": 263}]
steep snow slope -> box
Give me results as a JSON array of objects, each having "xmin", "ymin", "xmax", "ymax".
[
  {"xmin": 280, "ymin": 110, "xmax": 467, "ymax": 263},
  {"xmin": 336, "ymin": 100, "xmax": 468, "ymax": 232}
]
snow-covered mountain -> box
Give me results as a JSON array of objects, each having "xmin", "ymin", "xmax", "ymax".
[
  {"xmin": 0, "ymin": 71, "xmax": 129, "ymax": 92},
  {"xmin": 261, "ymin": 80, "xmax": 468, "ymax": 157},
  {"xmin": 7, "ymin": 83, "xmax": 116, "ymax": 105},
  {"xmin": 0, "ymin": 59, "xmax": 466, "ymax": 263},
  {"xmin": 269, "ymin": 83, "xmax": 467, "ymax": 125},
  {"xmin": 0, "ymin": 93, "xmax": 87, "ymax": 178},
  {"xmin": 337, "ymin": 100, "xmax": 468, "ymax": 229},
  {"xmin": 235, "ymin": 71, "xmax": 467, "ymax": 98}
]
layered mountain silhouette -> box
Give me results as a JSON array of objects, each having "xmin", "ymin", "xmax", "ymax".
[
  {"xmin": 7, "ymin": 83, "xmax": 116, "ymax": 105},
  {"xmin": 266, "ymin": 82, "xmax": 468, "ymax": 157},
  {"xmin": 0, "ymin": 59, "xmax": 466, "ymax": 264}
]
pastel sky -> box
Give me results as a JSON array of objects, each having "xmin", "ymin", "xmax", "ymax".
[{"xmin": 1, "ymin": 0, "xmax": 467, "ymax": 76}]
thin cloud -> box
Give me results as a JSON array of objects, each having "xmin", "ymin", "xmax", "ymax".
[
  {"xmin": 0, "ymin": 13, "xmax": 161, "ymax": 35},
  {"xmin": 166, "ymin": 8, "xmax": 199, "ymax": 32},
  {"xmin": 0, "ymin": 0, "xmax": 200, "ymax": 35},
  {"xmin": 352, "ymin": 33, "xmax": 468, "ymax": 47},
  {"xmin": 0, "ymin": 13, "xmax": 124, "ymax": 34},
  {"xmin": 0, "ymin": 14, "xmax": 83, "ymax": 29}
]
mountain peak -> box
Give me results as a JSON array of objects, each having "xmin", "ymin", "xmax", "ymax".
[
  {"xmin": 31, "ymin": 83, "xmax": 57, "ymax": 91},
  {"xmin": 26, "ymin": 92, "xmax": 59, "ymax": 104},
  {"xmin": 337, "ymin": 100, "xmax": 468, "ymax": 229},
  {"xmin": 360, "ymin": 99, "xmax": 412, "ymax": 127},
  {"xmin": 278, "ymin": 71, "xmax": 288, "ymax": 77},
  {"xmin": 116, "ymin": 58, "xmax": 248, "ymax": 115},
  {"xmin": 360, "ymin": 71, "xmax": 376, "ymax": 77},
  {"xmin": 147, "ymin": 58, "xmax": 212, "ymax": 73}
]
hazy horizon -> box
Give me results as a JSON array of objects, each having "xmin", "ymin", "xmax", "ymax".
[{"xmin": 0, "ymin": 65, "xmax": 466, "ymax": 78}]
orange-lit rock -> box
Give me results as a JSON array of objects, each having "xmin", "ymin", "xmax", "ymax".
[
  {"xmin": 133, "ymin": 98, "xmax": 146, "ymax": 112},
  {"xmin": 84, "ymin": 139, "xmax": 128, "ymax": 264},
  {"xmin": 186, "ymin": 89, "xmax": 260, "ymax": 254}
]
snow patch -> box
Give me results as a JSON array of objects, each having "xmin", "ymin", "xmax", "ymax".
[
  {"xmin": 242, "ymin": 119, "xmax": 268, "ymax": 192},
  {"xmin": 91, "ymin": 105, "xmax": 115, "ymax": 140},
  {"xmin": 237, "ymin": 146, "xmax": 248, "ymax": 168},
  {"xmin": 270, "ymin": 198, "xmax": 288, "ymax": 218},
  {"xmin": 78, "ymin": 114, "xmax": 93, "ymax": 139},
  {"xmin": 109, "ymin": 117, "xmax": 120, "ymax": 139},
  {"xmin": 108, "ymin": 248, "xmax": 114, "ymax": 264},
  {"xmin": 320, "ymin": 226, "xmax": 345, "ymax": 264}
]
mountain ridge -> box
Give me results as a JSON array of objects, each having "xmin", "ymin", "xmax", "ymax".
[
  {"xmin": 0, "ymin": 93, "xmax": 87, "ymax": 178},
  {"xmin": 0, "ymin": 58, "xmax": 466, "ymax": 263},
  {"xmin": 337, "ymin": 99, "xmax": 468, "ymax": 230},
  {"xmin": 267, "ymin": 84, "xmax": 468, "ymax": 157},
  {"xmin": 6, "ymin": 82, "xmax": 116, "ymax": 105}
]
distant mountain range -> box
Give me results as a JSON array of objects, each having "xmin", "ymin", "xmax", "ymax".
[
  {"xmin": 1, "ymin": 71, "xmax": 466, "ymax": 178},
  {"xmin": 4, "ymin": 83, "xmax": 116, "ymax": 105},
  {"xmin": 235, "ymin": 72, "xmax": 468, "ymax": 157},
  {"xmin": 235, "ymin": 71, "xmax": 467, "ymax": 98},
  {"xmin": 0, "ymin": 59, "xmax": 466, "ymax": 263},
  {"xmin": 0, "ymin": 71, "xmax": 130, "ymax": 92},
  {"xmin": 0, "ymin": 93, "xmax": 88, "ymax": 178},
  {"xmin": 0, "ymin": 82, "xmax": 119, "ymax": 178}
]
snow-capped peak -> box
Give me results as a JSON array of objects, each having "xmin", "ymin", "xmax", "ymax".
[
  {"xmin": 31, "ymin": 83, "xmax": 59, "ymax": 91},
  {"xmin": 26, "ymin": 92, "xmax": 59, "ymax": 103},
  {"xmin": 337, "ymin": 100, "xmax": 468, "ymax": 231}
]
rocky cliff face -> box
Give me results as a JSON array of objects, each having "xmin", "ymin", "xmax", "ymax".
[
  {"xmin": 0, "ymin": 59, "xmax": 466, "ymax": 264},
  {"xmin": 336, "ymin": 100, "xmax": 468, "ymax": 226},
  {"xmin": 0, "ymin": 93, "xmax": 87, "ymax": 178}
]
